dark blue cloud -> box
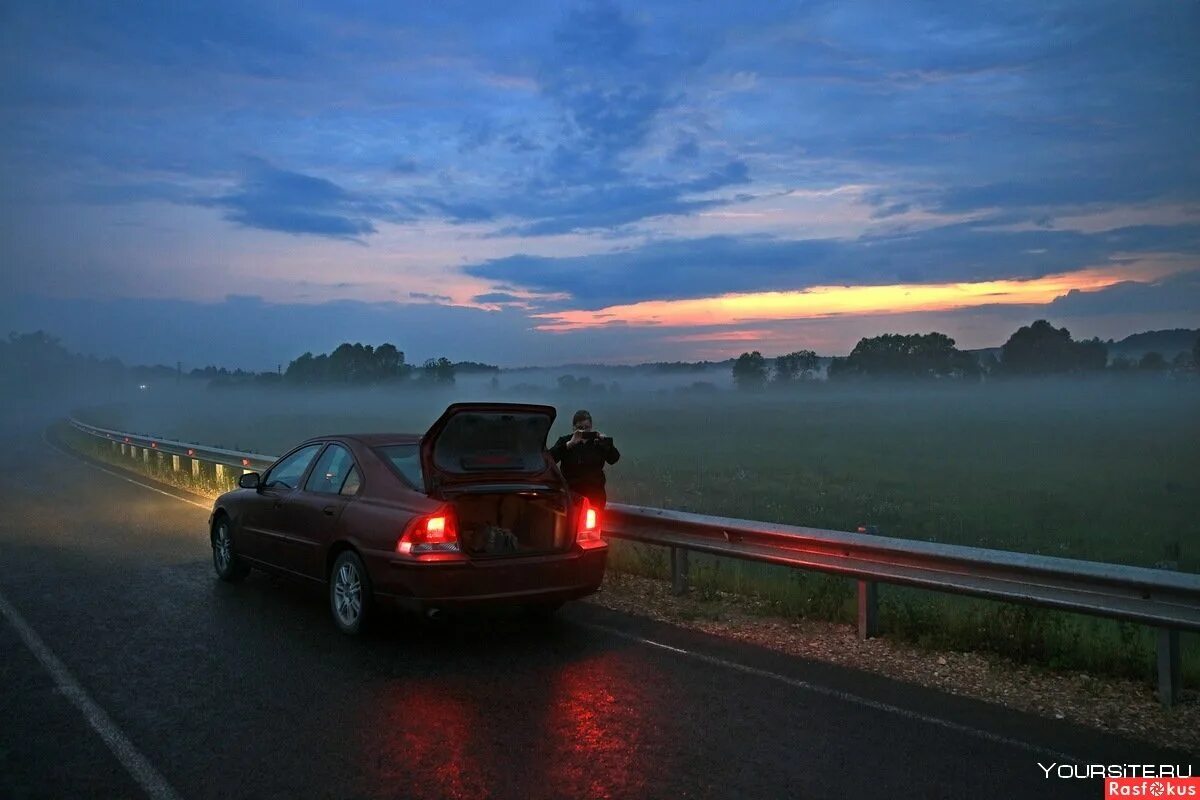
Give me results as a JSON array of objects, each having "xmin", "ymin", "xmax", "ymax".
[
  {"xmin": 466, "ymin": 224, "xmax": 1200, "ymax": 309},
  {"xmin": 200, "ymin": 158, "xmax": 408, "ymax": 240},
  {"xmin": 472, "ymin": 292, "xmax": 526, "ymax": 304},
  {"xmin": 540, "ymin": 1, "xmax": 673, "ymax": 162},
  {"xmin": 671, "ymin": 136, "xmax": 700, "ymax": 162},
  {"xmin": 1046, "ymin": 271, "xmax": 1200, "ymax": 316},
  {"xmin": 464, "ymin": 1, "xmax": 748, "ymax": 235},
  {"xmin": 498, "ymin": 161, "xmax": 750, "ymax": 236}
]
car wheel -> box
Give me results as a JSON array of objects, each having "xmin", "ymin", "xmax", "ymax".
[
  {"xmin": 212, "ymin": 516, "xmax": 250, "ymax": 582},
  {"xmin": 330, "ymin": 551, "xmax": 373, "ymax": 635}
]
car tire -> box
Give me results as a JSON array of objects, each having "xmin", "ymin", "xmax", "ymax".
[
  {"xmin": 330, "ymin": 550, "xmax": 373, "ymax": 635},
  {"xmin": 212, "ymin": 516, "xmax": 250, "ymax": 582}
]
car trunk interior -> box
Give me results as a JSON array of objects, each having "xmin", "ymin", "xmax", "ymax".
[{"xmin": 449, "ymin": 490, "xmax": 573, "ymax": 557}]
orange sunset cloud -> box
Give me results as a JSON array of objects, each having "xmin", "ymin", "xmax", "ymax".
[{"xmin": 531, "ymin": 267, "xmax": 1159, "ymax": 332}]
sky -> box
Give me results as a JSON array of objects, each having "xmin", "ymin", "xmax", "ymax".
[{"xmin": 1, "ymin": 0, "xmax": 1198, "ymax": 368}]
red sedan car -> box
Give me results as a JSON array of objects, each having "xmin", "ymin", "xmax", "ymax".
[{"xmin": 208, "ymin": 403, "xmax": 607, "ymax": 634}]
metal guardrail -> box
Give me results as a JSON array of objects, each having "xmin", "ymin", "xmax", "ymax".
[
  {"xmin": 67, "ymin": 416, "xmax": 1199, "ymax": 706},
  {"xmin": 70, "ymin": 418, "xmax": 276, "ymax": 473}
]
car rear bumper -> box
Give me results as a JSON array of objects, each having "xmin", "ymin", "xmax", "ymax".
[{"xmin": 374, "ymin": 545, "xmax": 607, "ymax": 610}]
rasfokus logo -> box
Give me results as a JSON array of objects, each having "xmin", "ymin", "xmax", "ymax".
[
  {"xmin": 1037, "ymin": 764, "xmax": 1198, "ymax": 798},
  {"xmin": 1103, "ymin": 778, "xmax": 1198, "ymax": 797}
]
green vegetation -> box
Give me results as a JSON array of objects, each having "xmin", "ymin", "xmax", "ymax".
[
  {"xmin": 771, "ymin": 350, "xmax": 818, "ymax": 385},
  {"xmin": 284, "ymin": 343, "xmax": 477, "ymax": 386},
  {"xmin": 828, "ymin": 332, "xmax": 980, "ymax": 380},
  {"xmin": 731, "ymin": 350, "xmax": 768, "ymax": 390},
  {"xmin": 998, "ymin": 319, "xmax": 1108, "ymax": 375}
]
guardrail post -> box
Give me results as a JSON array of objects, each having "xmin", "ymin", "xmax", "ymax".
[
  {"xmin": 670, "ymin": 546, "xmax": 689, "ymax": 595},
  {"xmin": 214, "ymin": 463, "xmax": 226, "ymax": 482},
  {"xmin": 120, "ymin": 443, "xmax": 127, "ymax": 456},
  {"xmin": 111, "ymin": 441, "xmax": 118, "ymax": 452},
  {"xmin": 191, "ymin": 459, "xmax": 201, "ymax": 478},
  {"xmin": 1157, "ymin": 628, "xmax": 1181, "ymax": 707},
  {"xmin": 171, "ymin": 455, "xmax": 181, "ymax": 471},
  {"xmin": 858, "ymin": 580, "xmax": 879, "ymax": 640},
  {"xmin": 143, "ymin": 448, "xmax": 150, "ymax": 464},
  {"xmin": 131, "ymin": 446, "xmax": 139, "ymax": 460}
]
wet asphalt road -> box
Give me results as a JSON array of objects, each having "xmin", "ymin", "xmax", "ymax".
[{"xmin": 0, "ymin": 407, "xmax": 1193, "ymax": 799}]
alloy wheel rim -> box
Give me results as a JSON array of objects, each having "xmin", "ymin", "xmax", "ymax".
[
  {"xmin": 214, "ymin": 524, "xmax": 232, "ymax": 572},
  {"xmin": 333, "ymin": 561, "xmax": 362, "ymax": 626}
]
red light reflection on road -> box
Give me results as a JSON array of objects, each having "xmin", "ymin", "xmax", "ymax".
[
  {"xmin": 358, "ymin": 645, "xmax": 652, "ymax": 800},
  {"xmin": 368, "ymin": 683, "xmax": 489, "ymax": 800},
  {"xmin": 543, "ymin": 652, "xmax": 647, "ymax": 799}
]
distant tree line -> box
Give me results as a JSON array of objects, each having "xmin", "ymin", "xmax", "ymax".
[
  {"xmin": 0, "ymin": 331, "xmax": 139, "ymax": 388},
  {"xmin": 730, "ymin": 321, "xmax": 1200, "ymax": 389},
  {"xmin": 732, "ymin": 350, "xmax": 819, "ymax": 390},
  {"xmin": 0, "ymin": 332, "xmax": 500, "ymax": 392},
  {"xmin": 829, "ymin": 333, "xmax": 979, "ymax": 381},
  {"xmin": 2, "ymin": 326, "xmax": 1195, "ymax": 396},
  {"xmin": 282, "ymin": 343, "xmax": 493, "ymax": 387}
]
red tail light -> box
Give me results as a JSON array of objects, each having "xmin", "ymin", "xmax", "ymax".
[
  {"xmin": 576, "ymin": 498, "xmax": 603, "ymax": 548},
  {"xmin": 397, "ymin": 507, "xmax": 460, "ymax": 555}
]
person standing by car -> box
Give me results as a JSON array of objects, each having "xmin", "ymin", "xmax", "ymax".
[{"xmin": 549, "ymin": 409, "xmax": 620, "ymax": 509}]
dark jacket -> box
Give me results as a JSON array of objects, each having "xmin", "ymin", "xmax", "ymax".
[{"xmin": 548, "ymin": 434, "xmax": 620, "ymax": 494}]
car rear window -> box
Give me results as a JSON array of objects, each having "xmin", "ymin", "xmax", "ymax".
[
  {"xmin": 375, "ymin": 444, "xmax": 423, "ymax": 488},
  {"xmin": 431, "ymin": 411, "xmax": 551, "ymax": 474}
]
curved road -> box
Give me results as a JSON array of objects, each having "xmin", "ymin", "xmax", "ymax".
[{"xmin": 0, "ymin": 410, "xmax": 1191, "ymax": 799}]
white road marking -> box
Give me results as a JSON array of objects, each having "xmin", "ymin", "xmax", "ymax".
[
  {"xmin": 41, "ymin": 429, "xmax": 212, "ymax": 510},
  {"xmin": 46, "ymin": 424, "xmax": 1080, "ymax": 764},
  {"xmin": 583, "ymin": 622, "xmax": 1079, "ymax": 762},
  {"xmin": 0, "ymin": 588, "xmax": 184, "ymax": 800}
]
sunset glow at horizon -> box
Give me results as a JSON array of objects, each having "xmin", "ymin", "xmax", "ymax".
[{"xmin": 532, "ymin": 268, "xmax": 1155, "ymax": 332}]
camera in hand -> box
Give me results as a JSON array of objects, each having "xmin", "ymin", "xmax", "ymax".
[{"xmin": 580, "ymin": 430, "xmax": 600, "ymax": 441}]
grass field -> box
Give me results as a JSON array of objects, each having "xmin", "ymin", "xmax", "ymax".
[{"xmin": 74, "ymin": 377, "xmax": 1200, "ymax": 684}]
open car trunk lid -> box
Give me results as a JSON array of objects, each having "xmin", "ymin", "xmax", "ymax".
[{"xmin": 420, "ymin": 402, "xmax": 561, "ymax": 495}]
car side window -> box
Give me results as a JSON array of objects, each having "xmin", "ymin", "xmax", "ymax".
[
  {"xmin": 304, "ymin": 444, "xmax": 357, "ymax": 495},
  {"xmin": 375, "ymin": 444, "xmax": 423, "ymax": 488},
  {"xmin": 263, "ymin": 444, "xmax": 322, "ymax": 490},
  {"xmin": 340, "ymin": 466, "xmax": 362, "ymax": 496}
]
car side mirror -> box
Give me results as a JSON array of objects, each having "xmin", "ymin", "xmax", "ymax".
[{"xmin": 238, "ymin": 472, "xmax": 261, "ymax": 490}]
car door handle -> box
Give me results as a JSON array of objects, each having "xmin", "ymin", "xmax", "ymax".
[{"xmin": 322, "ymin": 506, "xmax": 336, "ymax": 516}]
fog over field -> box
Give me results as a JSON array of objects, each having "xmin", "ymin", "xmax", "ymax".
[{"xmin": 50, "ymin": 369, "xmax": 1196, "ymax": 574}]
